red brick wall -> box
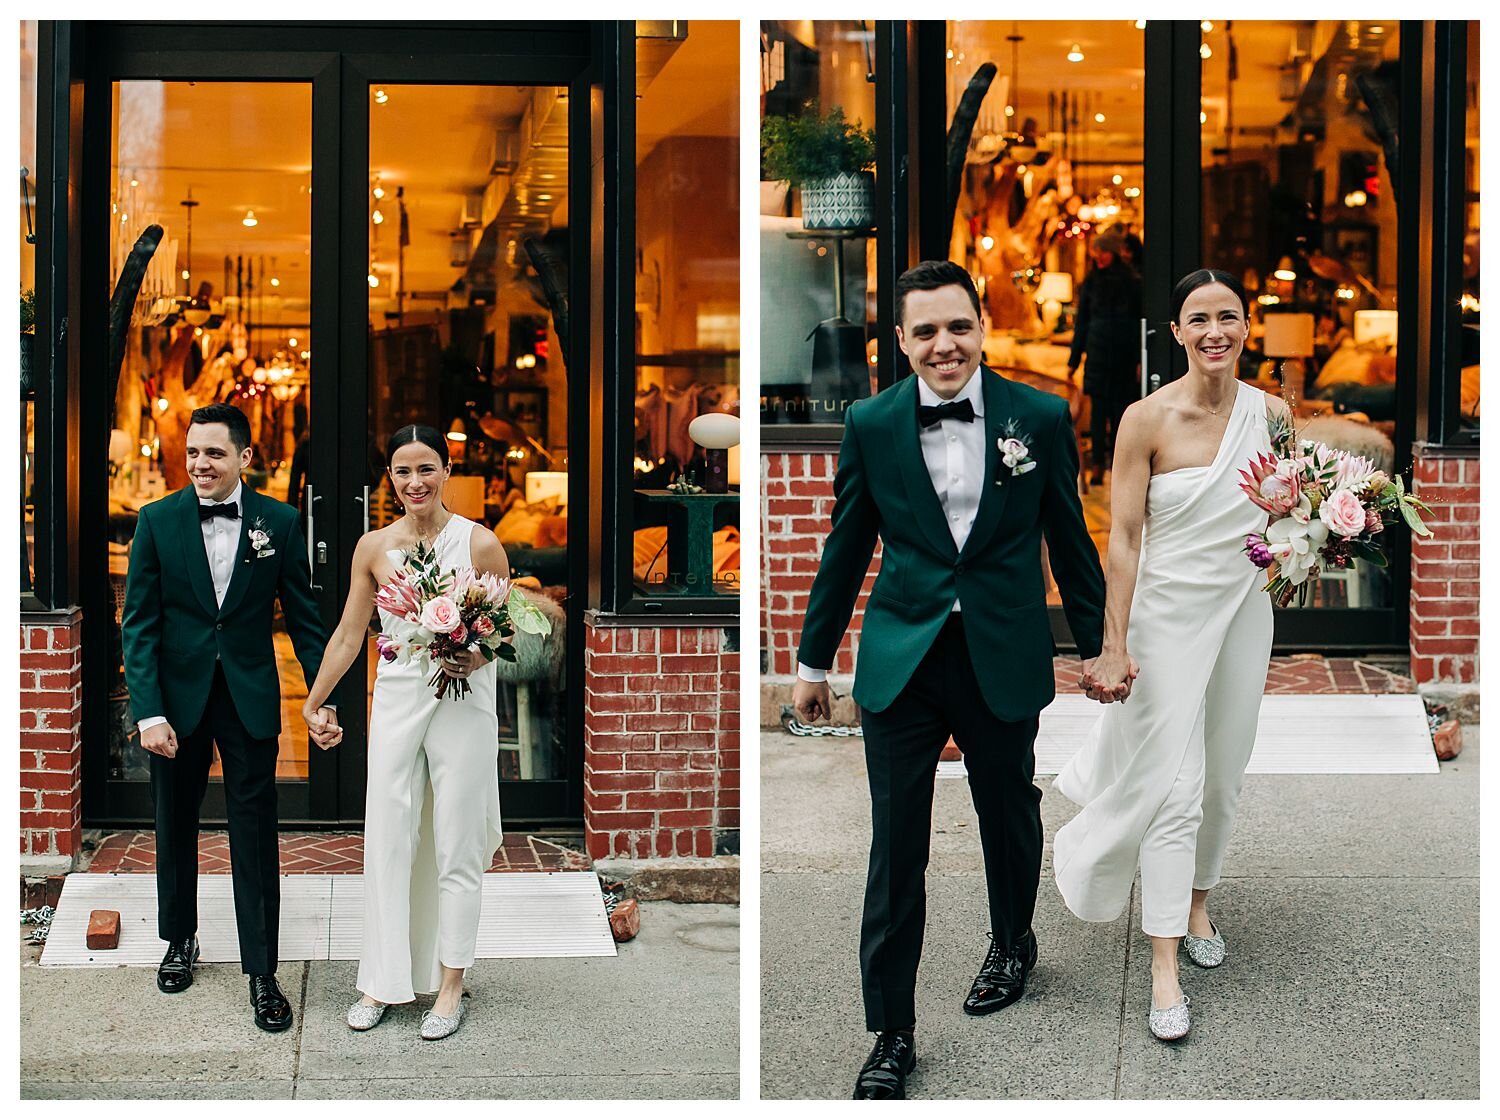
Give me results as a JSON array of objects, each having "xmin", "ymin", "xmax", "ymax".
[
  {"xmin": 20, "ymin": 613, "xmax": 84, "ymax": 864},
  {"xmin": 1410, "ymin": 446, "xmax": 1479, "ymax": 685},
  {"xmin": 761, "ymin": 450, "xmax": 878, "ymax": 677},
  {"xmin": 582, "ymin": 622, "xmax": 739, "ymax": 860}
]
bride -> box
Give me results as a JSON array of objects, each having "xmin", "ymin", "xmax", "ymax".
[
  {"xmin": 1053, "ymin": 269, "xmax": 1287, "ymax": 1042},
  {"xmin": 302, "ymin": 423, "xmax": 509, "ymax": 1040}
]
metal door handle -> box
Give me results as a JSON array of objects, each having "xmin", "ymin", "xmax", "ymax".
[
  {"xmin": 357, "ymin": 484, "xmax": 370, "ymax": 533},
  {"xmin": 305, "ymin": 484, "xmax": 324, "ymax": 590}
]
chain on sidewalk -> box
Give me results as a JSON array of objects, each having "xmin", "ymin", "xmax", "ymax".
[{"xmin": 781, "ymin": 706, "xmax": 864, "ymax": 737}]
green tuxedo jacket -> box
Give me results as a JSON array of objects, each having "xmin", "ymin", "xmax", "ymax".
[
  {"xmin": 121, "ymin": 484, "xmax": 329, "ymax": 741},
  {"xmin": 797, "ymin": 367, "xmax": 1106, "ymax": 722}
]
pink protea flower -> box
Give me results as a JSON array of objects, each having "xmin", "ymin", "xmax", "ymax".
[
  {"xmin": 374, "ymin": 571, "xmax": 423, "ymax": 621},
  {"xmin": 472, "ymin": 614, "xmax": 495, "ymax": 638},
  {"xmin": 1239, "ymin": 452, "xmax": 1302, "ymax": 516}
]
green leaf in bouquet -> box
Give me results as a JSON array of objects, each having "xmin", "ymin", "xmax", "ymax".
[
  {"xmin": 1350, "ymin": 540, "xmax": 1389, "ymax": 567},
  {"xmin": 1399, "ymin": 496, "xmax": 1433, "ymax": 538},
  {"xmin": 507, "ymin": 587, "xmax": 553, "ymax": 636},
  {"xmin": 496, "ymin": 643, "xmax": 518, "ymax": 663}
]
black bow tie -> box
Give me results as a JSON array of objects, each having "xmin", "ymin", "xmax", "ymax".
[
  {"xmin": 918, "ymin": 398, "xmax": 976, "ymax": 428},
  {"xmin": 199, "ymin": 501, "xmax": 240, "ymax": 521}
]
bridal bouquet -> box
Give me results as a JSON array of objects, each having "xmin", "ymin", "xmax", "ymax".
[
  {"xmin": 373, "ymin": 540, "xmax": 553, "ymax": 700},
  {"xmin": 1239, "ymin": 409, "xmax": 1432, "ymax": 608}
]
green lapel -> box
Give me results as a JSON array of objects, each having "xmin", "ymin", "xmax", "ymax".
[
  {"xmin": 958, "ymin": 367, "xmax": 1015, "ymax": 561},
  {"xmin": 891, "ymin": 375, "xmax": 960, "ymax": 559},
  {"xmin": 216, "ymin": 483, "xmax": 258, "ymax": 619},
  {"xmin": 174, "ymin": 486, "xmax": 220, "ymax": 617}
]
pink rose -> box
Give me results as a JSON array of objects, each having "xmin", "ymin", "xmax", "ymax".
[
  {"xmin": 419, "ymin": 595, "xmax": 462, "ymax": 634},
  {"xmin": 472, "ymin": 615, "xmax": 495, "ymax": 638},
  {"xmin": 1318, "ymin": 487, "xmax": 1367, "ymax": 538},
  {"xmin": 449, "ymin": 622, "xmax": 468, "ymax": 645}
]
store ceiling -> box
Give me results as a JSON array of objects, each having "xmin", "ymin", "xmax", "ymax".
[{"xmin": 110, "ymin": 19, "xmax": 738, "ymax": 333}]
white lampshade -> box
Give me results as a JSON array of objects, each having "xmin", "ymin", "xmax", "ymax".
[
  {"xmin": 687, "ymin": 411, "xmax": 741, "ymax": 450},
  {"xmin": 727, "ymin": 444, "xmax": 740, "ymax": 487},
  {"xmin": 1034, "ymin": 271, "xmax": 1074, "ymax": 304},
  {"xmin": 1262, "ymin": 312, "xmax": 1315, "ymax": 359},
  {"xmin": 1353, "ymin": 309, "xmax": 1399, "ymax": 347},
  {"xmin": 109, "ymin": 428, "xmax": 134, "ymax": 463},
  {"xmin": 525, "ymin": 470, "xmax": 569, "ymax": 506}
]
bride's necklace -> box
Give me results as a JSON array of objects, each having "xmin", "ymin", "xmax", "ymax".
[{"xmin": 407, "ymin": 510, "xmax": 452, "ymax": 551}]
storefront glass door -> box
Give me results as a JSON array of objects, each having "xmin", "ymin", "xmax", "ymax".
[{"xmin": 83, "ymin": 27, "xmax": 590, "ymax": 828}]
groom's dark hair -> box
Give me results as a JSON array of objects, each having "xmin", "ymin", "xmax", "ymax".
[
  {"xmin": 188, "ymin": 402, "xmax": 252, "ymax": 453},
  {"xmin": 895, "ymin": 260, "xmax": 983, "ymax": 327}
]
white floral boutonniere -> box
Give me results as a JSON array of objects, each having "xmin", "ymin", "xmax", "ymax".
[
  {"xmin": 247, "ymin": 516, "xmax": 276, "ymax": 561},
  {"xmin": 995, "ymin": 420, "xmax": 1037, "ymax": 486}
]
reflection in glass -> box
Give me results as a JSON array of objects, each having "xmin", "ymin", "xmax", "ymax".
[
  {"xmin": 1460, "ymin": 20, "xmax": 1479, "ymax": 437},
  {"xmin": 21, "ymin": 20, "xmax": 38, "ymax": 592},
  {"xmin": 634, "ymin": 21, "xmax": 740, "ymax": 597},
  {"xmin": 368, "ymin": 84, "xmax": 570, "ymax": 782},
  {"xmin": 759, "ymin": 20, "xmax": 877, "ymax": 427},
  {"xmin": 1202, "ymin": 21, "xmax": 1400, "ymax": 609},
  {"xmin": 944, "ymin": 21, "xmax": 1145, "ymax": 602},
  {"xmin": 107, "ymin": 81, "xmax": 313, "ymax": 781}
]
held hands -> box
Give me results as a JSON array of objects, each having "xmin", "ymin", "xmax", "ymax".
[
  {"xmin": 792, "ymin": 680, "xmax": 834, "ymax": 725},
  {"xmin": 1080, "ymin": 652, "xmax": 1140, "ymax": 704},
  {"xmin": 139, "ymin": 722, "xmax": 180, "ymax": 758},
  {"xmin": 304, "ymin": 705, "xmax": 343, "ymax": 749}
]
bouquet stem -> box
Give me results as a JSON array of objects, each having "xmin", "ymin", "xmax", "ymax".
[{"xmin": 429, "ymin": 665, "xmax": 473, "ymax": 701}]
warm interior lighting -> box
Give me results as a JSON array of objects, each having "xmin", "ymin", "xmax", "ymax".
[
  {"xmin": 447, "ymin": 417, "xmax": 468, "ymax": 442},
  {"xmin": 980, "ymin": 235, "xmax": 995, "ymax": 251},
  {"xmin": 371, "ymin": 209, "xmax": 384, "ymax": 225},
  {"xmin": 156, "ymin": 398, "xmax": 169, "ymax": 412},
  {"xmin": 1112, "ymin": 174, "xmax": 1123, "ymax": 185},
  {"xmin": 1200, "ymin": 43, "xmax": 1212, "ymax": 59},
  {"xmin": 287, "ymin": 337, "xmax": 298, "ymax": 348},
  {"xmin": 242, "ymin": 210, "xmax": 258, "ymax": 227},
  {"xmin": 270, "ymin": 277, "xmax": 280, "ymax": 287},
  {"xmin": 1460, "ymin": 293, "xmax": 1480, "ymax": 313},
  {"xmin": 1344, "ymin": 190, "xmax": 1368, "ymax": 207},
  {"xmin": 1004, "ymin": 105, "xmax": 1015, "ymax": 118},
  {"xmin": 1199, "ymin": 111, "xmax": 1208, "ymax": 124},
  {"xmin": 1094, "ymin": 112, "xmax": 1106, "ymax": 123},
  {"xmin": 1201, "ymin": 20, "xmax": 1214, "ymax": 32},
  {"xmin": 1067, "ymin": 43, "xmax": 1084, "ymax": 63},
  {"xmin": 181, "ymin": 269, "xmax": 190, "ymax": 280},
  {"xmin": 1135, "ymin": 20, "xmax": 1147, "ymax": 29},
  {"xmin": 368, "ymin": 274, "xmax": 379, "ymax": 288},
  {"xmin": 373, "ymin": 88, "xmax": 389, "ymax": 105},
  {"xmin": 372, "ymin": 185, "xmax": 385, "ymax": 200}
]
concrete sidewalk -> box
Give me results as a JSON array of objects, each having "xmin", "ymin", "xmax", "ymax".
[
  {"xmin": 761, "ymin": 727, "xmax": 1479, "ymax": 1100},
  {"xmin": 22, "ymin": 901, "xmax": 738, "ymax": 1099}
]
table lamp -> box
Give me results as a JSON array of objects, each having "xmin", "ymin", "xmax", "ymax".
[
  {"xmin": 1353, "ymin": 309, "xmax": 1399, "ymax": 348},
  {"xmin": 525, "ymin": 470, "xmax": 569, "ymax": 506},
  {"xmin": 1262, "ymin": 312, "xmax": 1315, "ymax": 398},
  {"xmin": 1034, "ymin": 271, "xmax": 1074, "ymax": 333},
  {"xmin": 687, "ymin": 411, "xmax": 740, "ymax": 494}
]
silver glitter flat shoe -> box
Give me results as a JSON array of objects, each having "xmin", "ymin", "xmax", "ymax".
[
  {"xmin": 1183, "ymin": 921, "xmax": 1226, "ymax": 968},
  {"xmin": 346, "ymin": 998, "xmax": 389, "ymax": 1031},
  {"xmin": 420, "ymin": 993, "xmax": 469, "ymax": 1041},
  {"xmin": 1149, "ymin": 994, "xmax": 1191, "ymax": 1041}
]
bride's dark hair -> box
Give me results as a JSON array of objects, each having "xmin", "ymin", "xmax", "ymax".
[
  {"xmin": 385, "ymin": 423, "xmax": 450, "ymax": 467},
  {"xmin": 1170, "ymin": 269, "xmax": 1249, "ymax": 324}
]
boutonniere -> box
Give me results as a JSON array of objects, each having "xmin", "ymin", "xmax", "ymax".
[
  {"xmin": 995, "ymin": 421, "xmax": 1037, "ymax": 486},
  {"xmin": 247, "ymin": 516, "xmax": 276, "ymax": 561}
]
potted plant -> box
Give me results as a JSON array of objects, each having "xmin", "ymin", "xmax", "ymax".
[
  {"xmin": 761, "ymin": 102, "xmax": 877, "ymax": 230},
  {"xmin": 20, "ymin": 288, "xmax": 36, "ymax": 398}
]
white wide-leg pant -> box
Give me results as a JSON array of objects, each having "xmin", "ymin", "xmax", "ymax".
[{"xmin": 356, "ymin": 668, "xmax": 503, "ymax": 1003}]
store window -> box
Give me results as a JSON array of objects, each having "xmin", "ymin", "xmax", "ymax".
[
  {"xmin": 944, "ymin": 21, "xmax": 1145, "ymax": 599},
  {"xmin": 631, "ymin": 20, "xmax": 740, "ymax": 604},
  {"xmin": 1460, "ymin": 19, "xmax": 1479, "ymax": 439},
  {"xmin": 20, "ymin": 20, "xmax": 38, "ymax": 597},
  {"xmin": 1202, "ymin": 21, "xmax": 1401, "ymax": 609},
  {"xmin": 366, "ymin": 83, "xmax": 571, "ymax": 784},
  {"xmin": 759, "ymin": 20, "xmax": 878, "ymax": 428}
]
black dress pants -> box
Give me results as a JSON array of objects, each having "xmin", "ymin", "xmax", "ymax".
[
  {"xmin": 150, "ymin": 664, "xmax": 282, "ymax": 975},
  {"xmin": 1088, "ymin": 375, "xmax": 1134, "ymax": 471},
  {"xmin": 858, "ymin": 614, "xmax": 1043, "ymax": 1032}
]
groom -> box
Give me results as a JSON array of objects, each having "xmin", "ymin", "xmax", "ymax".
[
  {"xmin": 793, "ymin": 261, "xmax": 1119, "ymax": 1098},
  {"xmin": 122, "ymin": 402, "xmax": 339, "ymax": 1032}
]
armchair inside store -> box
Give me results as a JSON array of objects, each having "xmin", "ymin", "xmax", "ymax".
[
  {"xmin": 24, "ymin": 21, "xmax": 737, "ymax": 830},
  {"xmin": 759, "ymin": 20, "xmax": 1477, "ymax": 653}
]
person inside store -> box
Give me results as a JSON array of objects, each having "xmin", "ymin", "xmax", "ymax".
[
  {"xmin": 1068, "ymin": 228, "xmax": 1144, "ymax": 486},
  {"xmin": 1053, "ymin": 269, "xmax": 1287, "ymax": 1043},
  {"xmin": 791, "ymin": 261, "xmax": 1111, "ymax": 1098},
  {"xmin": 121, "ymin": 402, "xmax": 339, "ymax": 1033},
  {"xmin": 301, "ymin": 423, "xmax": 511, "ymax": 1042}
]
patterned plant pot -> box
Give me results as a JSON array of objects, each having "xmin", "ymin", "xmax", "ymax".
[{"xmin": 801, "ymin": 171, "xmax": 875, "ymax": 230}]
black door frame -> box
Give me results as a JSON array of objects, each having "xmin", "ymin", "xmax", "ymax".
[{"xmin": 75, "ymin": 21, "xmax": 595, "ymax": 828}]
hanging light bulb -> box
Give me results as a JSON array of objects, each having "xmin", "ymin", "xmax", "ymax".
[
  {"xmin": 288, "ymin": 337, "xmax": 298, "ymax": 348},
  {"xmin": 1094, "ymin": 112, "xmax": 1106, "ymax": 123},
  {"xmin": 1200, "ymin": 42, "xmax": 1213, "ymax": 59},
  {"xmin": 1067, "ymin": 43, "xmax": 1084, "ymax": 63},
  {"xmin": 1135, "ymin": 20, "xmax": 1147, "ymax": 30},
  {"xmin": 1201, "ymin": 21, "xmax": 1213, "ymax": 32},
  {"xmin": 270, "ymin": 276, "xmax": 280, "ymax": 287},
  {"xmin": 373, "ymin": 88, "xmax": 389, "ymax": 105},
  {"xmin": 242, "ymin": 210, "xmax": 259, "ymax": 227},
  {"xmin": 371, "ymin": 209, "xmax": 384, "ymax": 225},
  {"xmin": 368, "ymin": 273, "xmax": 379, "ymax": 288},
  {"xmin": 1200, "ymin": 110, "xmax": 1208, "ymax": 124},
  {"xmin": 372, "ymin": 184, "xmax": 386, "ymax": 200}
]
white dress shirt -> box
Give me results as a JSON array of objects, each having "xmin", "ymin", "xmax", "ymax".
[{"xmin": 798, "ymin": 370, "xmax": 985, "ymax": 683}]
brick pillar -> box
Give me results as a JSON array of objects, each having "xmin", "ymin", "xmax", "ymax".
[
  {"xmin": 761, "ymin": 450, "xmax": 879, "ymax": 678},
  {"xmin": 582, "ymin": 620, "xmax": 739, "ymax": 861},
  {"xmin": 20, "ymin": 611, "xmax": 84, "ymax": 870},
  {"xmin": 1409, "ymin": 445, "xmax": 1479, "ymax": 685}
]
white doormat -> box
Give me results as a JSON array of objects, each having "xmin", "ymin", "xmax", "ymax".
[
  {"xmin": 937, "ymin": 694, "xmax": 1438, "ymax": 779},
  {"xmin": 40, "ymin": 871, "xmax": 616, "ymax": 968}
]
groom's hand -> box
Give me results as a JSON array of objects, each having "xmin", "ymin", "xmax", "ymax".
[
  {"xmin": 793, "ymin": 680, "xmax": 833, "ymax": 725},
  {"xmin": 140, "ymin": 722, "xmax": 180, "ymax": 758},
  {"xmin": 314, "ymin": 706, "xmax": 342, "ymax": 750}
]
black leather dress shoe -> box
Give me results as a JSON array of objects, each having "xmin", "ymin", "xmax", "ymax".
[
  {"xmin": 249, "ymin": 974, "xmax": 294, "ymax": 1032},
  {"xmin": 156, "ymin": 936, "xmax": 199, "ymax": 994},
  {"xmin": 853, "ymin": 1031, "xmax": 917, "ymax": 1099},
  {"xmin": 963, "ymin": 927, "xmax": 1038, "ymax": 1015}
]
